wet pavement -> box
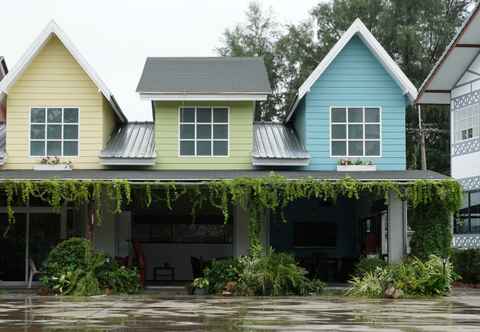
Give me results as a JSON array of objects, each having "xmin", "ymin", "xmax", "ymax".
[{"xmin": 1, "ymin": 289, "xmax": 480, "ymax": 331}]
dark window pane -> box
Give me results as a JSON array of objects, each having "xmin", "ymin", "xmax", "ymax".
[
  {"xmin": 180, "ymin": 108, "xmax": 195, "ymax": 122},
  {"xmin": 180, "ymin": 141, "xmax": 195, "ymax": 156},
  {"xmin": 331, "ymin": 108, "xmax": 346, "ymax": 122},
  {"xmin": 31, "ymin": 125, "xmax": 45, "ymax": 139},
  {"xmin": 31, "ymin": 108, "xmax": 45, "ymax": 123},
  {"xmin": 348, "ymin": 108, "xmax": 363, "ymax": 122},
  {"xmin": 31, "ymin": 141, "xmax": 45, "ymax": 156},
  {"xmin": 365, "ymin": 124, "xmax": 380, "ymax": 139},
  {"xmin": 197, "ymin": 124, "xmax": 211, "ymax": 139},
  {"xmin": 47, "ymin": 141, "xmax": 62, "ymax": 156},
  {"xmin": 213, "ymin": 108, "xmax": 228, "ymax": 122},
  {"xmin": 47, "ymin": 125, "xmax": 61, "ymax": 139},
  {"xmin": 294, "ymin": 223, "xmax": 337, "ymax": 247},
  {"xmin": 64, "ymin": 125, "xmax": 78, "ymax": 139},
  {"xmin": 365, "ymin": 141, "xmax": 380, "ymax": 156},
  {"xmin": 213, "ymin": 141, "xmax": 228, "ymax": 156},
  {"xmin": 332, "ymin": 141, "xmax": 346, "ymax": 156},
  {"xmin": 180, "ymin": 124, "xmax": 194, "ymax": 139},
  {"xmin": 64, "ymin": 108, "xmax": 79, "ymax": 123},
  {"xmin": 213, "ymin": 125, "xmax": 228, "ymax": 139},
  {"xmin": 197, "ymin": 108, "xmax": 211, "ymax": 123},
  {"xmin": 47, "ymin": 108, "xmax": 62, "ymax": 123},
  {"xmin": 197, "ymin": 141, "xmax": 211, "ymax": 156},
  {"xmin": 331, "ymin": 124, "xmax": 346, "ymax": 139},
  {"xmin": 348, "ymin": 141, "xmax": 363, "ymax": 156},
  {"xmin": 63, "ymin": 141, "xmax": 78, "ymax": 156},
  {"xmin": 348, "ymin": 124, "xmax": 363, "ymax": 139},
  {"xmin": 365, "ymin": 108, "xmax": 380, "ymax": 122}
]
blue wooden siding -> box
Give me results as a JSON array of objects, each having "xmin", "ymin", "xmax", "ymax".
[
  {"xmin": 300, "ymin": 36, "xmax": 407, "ymax": 171},
  {"xmin": 292, "ymin": 97, "xmax": 306, "ymax": 147}
]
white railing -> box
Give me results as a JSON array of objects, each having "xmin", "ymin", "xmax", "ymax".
[{"xmin": 453, "ymin": 234, "xmax": 480, "ymax": 249}]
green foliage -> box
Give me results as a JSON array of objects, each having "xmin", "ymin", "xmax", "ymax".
[
  {"xmin": 354, "ymin": 257, "xmax": 388, "ymax": 277},
  {"xmin": 41, "ymin": 238, "xmax": 140, "ymax": 296},
  {"xmin": 452, "ymin": 249, "xmax": 480, "ymax": 284},
  {"xmin": 192, "ymin": 277, "xmax": 210, "ymax": 289},
  {"xmin": 201, "ymin": 248, "xmax": 325, "ymax": 296},
  {"xmin": 347, "ymin": 255, "xmax": 456, "ymax": 298}
]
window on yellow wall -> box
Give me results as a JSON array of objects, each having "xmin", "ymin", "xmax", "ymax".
[
  {"xmin": 179, "ymin": 107, "xmax": 229, "ymax": 157},
  {"xmin": 30, "ymin": 107, "xmax": 79, "ymax": 157}
]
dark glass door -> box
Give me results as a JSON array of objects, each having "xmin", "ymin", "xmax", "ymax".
[
  {"xmin": 29, "ymin": 213, "xmax": 61, "ymax": 270},
  {"xmin": 0, "ymin": 214, "xmax": 27, "ymax": 282}
]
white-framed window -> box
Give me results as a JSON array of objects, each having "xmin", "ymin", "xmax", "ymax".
[
  {"xmin": 330, "ymin": 107, "xmax": 381, "ymax": 157},
  {"xmin": 454, "ymin": 103, "xmax": 480, "ymax": 143},
  {"xmin": 179, "ymin": 107, "xmax": 229, "ymax": 156},
  {"xmin": 30, "ymin": 107, "xmax": 79, "ymax": 157}
]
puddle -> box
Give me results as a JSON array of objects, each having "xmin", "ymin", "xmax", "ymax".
[{"xmin": 0, "ymin": 292, "xmax": 479, "ymax": 331}]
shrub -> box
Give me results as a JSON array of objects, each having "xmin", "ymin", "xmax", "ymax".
[
  {"xmin": 347, "ymin": 255, "xmax": 455, "ymax": 298},
  {"xmin": 199, "ymin": 248, "xmax": 325, "ymax": 296},
  {"xmin": 452, "ymin": 249, "xmax": 480, "ymax": 284},
  {"xmin": 354, "ymin": 257, "xmax": 387, "ymax": 277},
  {"xmin": 41, "ymin": 238, "xmax": 140, "ymax": 296}
]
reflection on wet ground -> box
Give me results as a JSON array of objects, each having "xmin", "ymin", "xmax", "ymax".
[{"xmin": 1, "ymin": 289, "xmax": 480, "ymax": 331}]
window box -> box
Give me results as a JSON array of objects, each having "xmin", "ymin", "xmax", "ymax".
[
  {"xmin": 336, "ymin": 164, "xmax": 376, "ymax": 172},
  {"xmin": 33, "ymin": 164, "xmax": 72, "ymax": 171}
]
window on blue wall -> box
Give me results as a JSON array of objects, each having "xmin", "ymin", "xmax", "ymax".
[{"xmin": 331, "ymin": 107, "xmax": 381, "ymax": 157}]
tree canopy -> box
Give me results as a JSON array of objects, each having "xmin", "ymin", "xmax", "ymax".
[{"xmin": 218, "ymin": 0, "xmax": 477, "ymax": 173}]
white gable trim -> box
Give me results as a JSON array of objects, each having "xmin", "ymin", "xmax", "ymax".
[
  {"xmin": 286, "ymin": 18, "xmax": 417, "ymax": 122},
  {"xmin": 0, "ymin": 20, "xmax": 127, "ymax": 122}
]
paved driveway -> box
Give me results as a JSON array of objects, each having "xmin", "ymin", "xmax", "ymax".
[{"xmin": 1, "ymin": 289, "xmax": 480, "ymax": 331}]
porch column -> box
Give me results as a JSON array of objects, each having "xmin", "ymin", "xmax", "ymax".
[
  {"xmin": 387, "ymin": 191, "xmax": 408, "ymax": 263},
  {"xmin": 233, "ymin": 205, "xmax": 249, "ymax": 257}
]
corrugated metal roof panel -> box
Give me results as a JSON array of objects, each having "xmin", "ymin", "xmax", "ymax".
[
  {"xmin": 136, "ymin": 57, "xmax": 271, "ymax": 94},
  {"xmin": 100, "ymin": 123, "xmax": 156, "ymax": 160},
  {"xmin": 253, "ymin": 122, "xmax": 310, "ymax": 161}
]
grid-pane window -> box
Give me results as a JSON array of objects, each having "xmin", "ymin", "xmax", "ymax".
[
  {"xmin": 454, "ymin": 103, "xmax": 480, "ymax": 143},
  {"xmin": 331, "ymin": 107, "xmax": 381, "ymax": 157},
  {"xmin": 30, "ymin": 107, "xmax": 79, "ymax": 157},
  {"xmin": 179, "ymin": 107, "xmax": 229, "ymax": 156}
]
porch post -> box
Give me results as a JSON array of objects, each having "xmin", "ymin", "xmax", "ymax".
[
  {"xmin": 387, "ymin": 191, "xmax": 407, "ymax": 263},
  {"xmin": 233, "ymin": 205, "xmax": 249, "ymax": 257},
  {"xmin": 86, "ymin": 201, "xmax": 95, "ymax": 244}
]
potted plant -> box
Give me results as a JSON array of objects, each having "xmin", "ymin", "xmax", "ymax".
[
  {"xmin": 192, "ymin": 277, "xmax": 209, "ymax": 295},
  {"xmin": 336, "ymin": 159, "xmax": 376, "ymax": 171},
  {"xmin": 33, "ymin": 157, "xmax": 73, "ymax": 171}
]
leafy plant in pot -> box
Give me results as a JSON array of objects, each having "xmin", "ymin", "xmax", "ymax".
[{"xmin": 192, "ymin": 277, "xmax": 209, "ymax": 295}]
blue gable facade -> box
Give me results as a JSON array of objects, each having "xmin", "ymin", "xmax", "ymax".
[{"xmin": 291, "ymin": 35, "xmax": 407, "ymax": 171}]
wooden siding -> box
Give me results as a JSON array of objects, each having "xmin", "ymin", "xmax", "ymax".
[
  {"xmin": 4, "ymin": 36, "xmax": 117, "ymax": 169},
  {"xmin": 302, "ymin": 36, "xmax": 406, "ymax": 171},
  {"xmin": 154, "ymin": 101, "xmax": 253, "ymax": 169}
]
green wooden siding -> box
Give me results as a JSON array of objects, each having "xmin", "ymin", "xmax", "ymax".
[{"xmin": 154, "ymin": 101, "xmax": 253, "ymax": 169}]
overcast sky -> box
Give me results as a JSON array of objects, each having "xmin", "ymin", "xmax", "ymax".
[{"xmin": 0, "ymin": 0, "xmax": 322, "ymax": 121}]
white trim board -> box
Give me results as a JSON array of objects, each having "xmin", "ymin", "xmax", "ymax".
[
  {"xmin": 285, "ymin": 18, "xmax": 417, "ymax": 122},
  {"xmin": 0, "ymin": 20, "xmax": 127, "ymax": 123}
]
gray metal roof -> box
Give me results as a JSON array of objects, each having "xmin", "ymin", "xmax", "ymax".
[
  {"xmin": 253, "ymin": 122, "xmax": 309, "ymax": 165},
  {"xmin": 0, "ymin": 169, "xmax": 449, "ymax": 182},
  {"xmin": 136, "ymin": 57, "xmax": 272, "ymax": 94},
  {"xmin": 100, "ymin": 123, "xmax": 155, "ymax": 162}
]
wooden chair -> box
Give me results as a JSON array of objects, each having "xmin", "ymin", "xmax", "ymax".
[{"xmin": 28, "ymin": 258, "xmax": 43, "ymax": 289}]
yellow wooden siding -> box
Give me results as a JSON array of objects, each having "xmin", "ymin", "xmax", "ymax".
[
  {"xmin": 102, "ymin": 98, "xmax": 118, "ymax": 146},
  {"xmin": 4, "ymin": 36, "xmax": 117, "ymax": 169},
  {"xmin": 154, "ymin": 101, "xmax": 253, "ymax": 170}
]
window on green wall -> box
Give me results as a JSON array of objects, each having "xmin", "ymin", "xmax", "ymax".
[
  {"xmin": 179, "ymin": 107, "xmax": 229, "ymax": 157},
  {"xmin": 330, "ymin": 107, "xmax": 381, "ymax": 157},
  {"xmin": 30, "ymin": 107, "xmax": 79, "ymax": 157}
]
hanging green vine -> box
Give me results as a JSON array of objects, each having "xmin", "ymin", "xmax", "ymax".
[{"xmin": 0, "ymin": 174, "xmax": 463, "ymax": 255}]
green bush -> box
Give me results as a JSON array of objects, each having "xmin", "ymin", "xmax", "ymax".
[
  {"xmin": 41, "ymin": 238, "xmax": 140, "ymax": 296},
  {"xmin": 452, "ymin": 249, "xmax": 480, "ymax": 284},
  {"xmin": 347, "ymin": 255, "xmax": 455, "ymax": 298},
  {"xmin": 200, "ymin": 248, "xmax": 325, "ymax": 296},
  {"xmin": 354, "ymin": 257, "xmax": 387, "ymax": 277}
]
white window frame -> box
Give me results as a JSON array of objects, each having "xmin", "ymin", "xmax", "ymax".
[
  {"xmin": 178, "ymin": 106, "xmax": 230, "ymax": 157},
  {"xmin": 29, "ymin": 107, "xmax": 80, "ymax": 158},
  {"xmin": 329, "ymin": 106, "xmax": 382, "ymax": 158},
  {"xmin": 454, "ymin": 103, "xmax": 480, "ymax": 144}
]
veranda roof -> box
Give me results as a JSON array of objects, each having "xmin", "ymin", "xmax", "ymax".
[{"xmin": 0, "ymin": 169, "xmax": 448, "ymax": 183}]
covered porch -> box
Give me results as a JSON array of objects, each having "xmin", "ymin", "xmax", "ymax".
[{"xmin": 0, "ymin": 169, "xmax": 451, "ymax": 287}]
